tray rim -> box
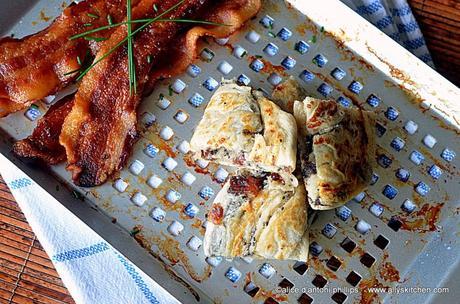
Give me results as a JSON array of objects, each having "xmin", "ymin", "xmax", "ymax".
[
  {"xmin": 291, "ymin": 0, "xmax": 460, "ymax": 129},
  {"xmin": 0, "ymin": 0, "xmax": 459, "ymax": 303}
]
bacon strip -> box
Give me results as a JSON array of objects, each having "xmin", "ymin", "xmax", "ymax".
[
  {"xmin": 13, "ymin": 95, "xmax": 75, "ymax": 164},
  {"xmin": 0, "ymin": 0, "xmax": 139, "ymax": 117},
  {"xmin": 59, "ymin": 0, "xmax": 261, "ymax": 186},
  {"xmin": 145, "ymin": 0, "xmax": 262, "ymax": 91}
]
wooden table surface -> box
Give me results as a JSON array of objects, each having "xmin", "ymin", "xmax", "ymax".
[
  {"xmin": 0, "ymin": 1, "xmax": 459, "ymax": 303},
  {"xmin": 0, "ymin": 177, "xmax": 75, "ymax": 304},
  {"xmin": 409, "ymin": 0, "xmax": 460, "ymax": 86}
]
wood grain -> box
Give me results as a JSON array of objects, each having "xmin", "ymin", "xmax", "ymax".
[
  {"xmin": 0, "ymin": 177, "xmax": 74, "ymax": 304},
  {"xmin": 0, "ymin": 1, "xmax": 458, "ymax": 303},
  {"xmin": 409, "ymin": 0, "xmax": 460, "ymax": 86}
]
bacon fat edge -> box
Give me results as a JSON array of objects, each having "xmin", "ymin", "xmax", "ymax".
[
  {"xmin": 12, "ymin": 0, "xmax": 261, "ymax": 186},
  {"xmin": 0, "ymin": 0, "xmax": 139, "ymax": 117}
]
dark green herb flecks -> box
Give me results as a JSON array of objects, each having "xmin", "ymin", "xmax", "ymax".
[
  {"xmin": 64, "ymin": 68, "xmax": 81, "ymax": 76},
  {"xmin": 70, "ymin": 18, "xmax": 226, "ymax": 40},
  {"xmin": 68, "ymin": 0, "xmax": 227, "ymax": 90},
  {"xmin": 130, "ymin": 226, "xmax": 141, "ymax": 236},
  {"xmin": 65, "ymin": 49, "xmax": 92, "ymax": 76},
  {"xmin": 168, "ymin": 84, "xmax": 174, "ymax": 96},
  {"xmin": 84, "ymin": 36, "xmax": 108, "ymax": 42},
  {"xmin": 268, "ymin": 31, "xmax": 276, "ymax": 38},
  {"xmin": 73, "ymin": 0, "xmax": 188, "ymax": 82},
  {"xmin": 72, "ymin": 190, "xmax": 85, "ymax": 201}
]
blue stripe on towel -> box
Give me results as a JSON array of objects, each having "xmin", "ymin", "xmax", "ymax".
[
  {"xmin": 356, "ymin": 0, "xmax": 383, "ymax": 15},
  {"xmin": 419, "ymin": 53, "xmax": 433, "ymax": 63},
  {"xmin": 9, "ymin": 178, "xmax": 32, "ymax": 190},
  {"xmin": 376, "ymin": 15, "xmax": 393, "ymax": 29},
  {"xmin": 390, "ymin": 5, "xmax": 411, "ymax": 17},
  {"xmin": 389, "ymin": 32, "xmax": 401, "ymax": 41},
  {"xmin": 115, "ymin": 252, "xmax": 160, "ymax": 304},
  {"xmin": 397, "ymin": 20, "xmax": 419, "ymax": 33},
  {"xmin": 403, "ymin": 37, "xmax": 426, "ymax": 49},
  {"xmin": 52, "ymin": 242, "xmax": 109, "ymax": 262}
]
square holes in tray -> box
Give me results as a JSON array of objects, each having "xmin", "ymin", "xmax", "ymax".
[{"xmin": 90, "ymin": 6, "xmax": 457, "ymax": 304}]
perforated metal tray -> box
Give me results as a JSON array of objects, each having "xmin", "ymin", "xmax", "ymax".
[{"xmin": 1, "ymin": 0, "xmax": 459, "ymax": 303}]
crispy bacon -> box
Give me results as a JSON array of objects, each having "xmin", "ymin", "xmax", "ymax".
[
  {"xmin": 0, "ymin": 0, "xmax": 138, "ymax": 117},
  {"xmin": 229, "ymin": 175, "xmax": 265, "ymax": 197},
  {"xmin": 11, "ymin": 0, "xmax": 260, "ymax": 186},
  {"xmin": 144, "ymin": 0, "xmax": 262, "ymax": 91},
  {"xmin": 61, "ymin": 0, "xmax": 210, "ymax": 187},
  {"xmin": 209, "ymin": 204, "xmax": 224, "ymax": 225},
  {"xmin": 59, "ymin": 0, "xmax": 261, "ymax": 187},
  {"xmin": 13, "ymin": 95, "xmax": 75, "ymax": 164}
]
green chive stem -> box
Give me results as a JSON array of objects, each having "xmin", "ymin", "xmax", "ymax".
[
  {"xmin": 64, "ymin": 68, "xmax": 81, "ymax": 76},
  {"xmin": 127, "ymin": 0, "xmax": 136, "ymax": 94},
  {"xmin": 84, "ymin": 36, "xmax": 108, "ymax": 42},
  {"xmin": 70, "ymin": 19, "xmax": 228, "ymax": 40},
  {"xmin": 76, "ymin": 0, "xmax": 186, "ymax": 81}
]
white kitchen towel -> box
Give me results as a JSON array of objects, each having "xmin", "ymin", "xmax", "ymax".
[
  {"xmin": 341, "ymin": 0, "xmax": 434, "ymax": 67},
  {"xmin": 0, "ymin": 154, "xmax": 180, "ymax": 304},
  {"xmin": 0, "ymin": 1, "xmax": 432, "ymax": 303}
]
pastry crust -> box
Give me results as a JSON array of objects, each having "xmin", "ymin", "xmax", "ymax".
[
  {"xmin": 248, "ymin": 92, "xmax": 298, "ymax": 172},
  {"xmin": 203, "ymin": 170, "xmax": 308, "ymax": 260},
  {"xmin": 190, "ymin": 81, "xmax": 262, "ymax": 161},
  {"xmin": 190, "ymin": 81, "xmax": 297, "ymax": 173},
  {"xmin": 271, "ymin": 76, "xmax": 307, "ymax": 113},
  {"xmin": 294, "ymin": 97, "xmax": 376, "ymax": 210}
]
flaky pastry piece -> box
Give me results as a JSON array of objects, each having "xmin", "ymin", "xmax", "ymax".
[
  {"xmin": 204, "ymin": 170, "xmax": 308, "ymax": 260},
  {"xmin": 294, "ymin": 97, "xmax": 376, "ymax": 210},
  {"xmin": 190, "ymin": 80, "xmax": 297, "ymax": 173},
  {"xmin": 271, "ymin": 76, "xmax": 307, "ymax": 113}
]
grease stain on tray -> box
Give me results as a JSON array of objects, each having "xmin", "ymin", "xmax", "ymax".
[
  {"xmin": 378, "ymin": 252, "xmax": 400, "ymax": 282},
  {"xmin": 5, "ymin": 1, "xmax": 458, "ymax": 303},
  {"xmin": 142, "ymin": 127, "xmax": 177, "ymax": 158},
  {"xmin": 191, "ymin": 219, "xmax": 205, "ymax": 235},
  {"xmin": 359, "ymin": 277, "xmax": 388, "ymax": 304},
  {"xmin": 248, "ymin": 55, "xmax": 287, "ymax": 76},
  {"xmin": 183, "ymin": 152, "xmax": 218, "ymax": 176},
  {"xmin": 32, "ymin": 10, "xmax": 52, "ymax": 26},
  {"xmin": 152, "ymin": 234, "xmax": 213, "ymax": 283},
  {"xmin": 308, "ymin": 256, "xmax": 338, "ymax": 281},
  {"xmin": 244, "ymin": 272, "xmax": 288, "ymax": 302},
  {"xmin": 397, "ymin": 203, "xmax": 444, "ymax": 233},
  {"xmin": 129, "ymin": 230, "xmax": 210, "ymax": 300},
  {"xmin": 324, "ymin": 29, "xmax": 375, "ymax": 72}
]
